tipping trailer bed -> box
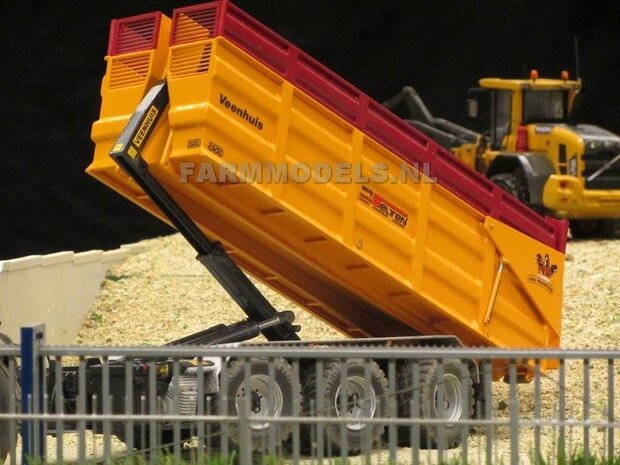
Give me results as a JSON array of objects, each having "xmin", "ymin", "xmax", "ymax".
[{"xmin": 89, "ymin": 1, "xmax": 567, "ymax": 376}]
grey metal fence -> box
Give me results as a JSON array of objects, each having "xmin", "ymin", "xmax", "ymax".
[{"xmin": 1, "ymin": 331, "xmax": 619, "ymax": 465}]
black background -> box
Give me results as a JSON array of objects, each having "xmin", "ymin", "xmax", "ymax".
[{"xmin": 2, "ymin": 1, "xmax": 619, "ymax": 259}]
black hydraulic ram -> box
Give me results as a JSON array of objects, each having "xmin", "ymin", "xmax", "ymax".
[
  {"xmin": 108, "ymin": 80, "xmax": 300, "ymax": 342},
  {"xmin": 166, "ymin": 311, "xmax": 297, "ymax": 346}
]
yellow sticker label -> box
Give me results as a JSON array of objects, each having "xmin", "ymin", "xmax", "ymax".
[
  {"xmin": 132, "ymin": 106, "xmax": 159, "ymax": 148},
  {"xmin": 111, "ymin": 143, "xmax": 124, "ymax": 153},
  {"xmin": 127, "ymin": 146, "xmax": 138, "ymax": 159}
]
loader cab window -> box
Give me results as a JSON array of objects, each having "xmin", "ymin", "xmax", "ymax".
[
  {"xmin": 491, "ymin": 90, "xmax": 511, "ymax": 150},
  {"xmin": 523, "ymin": 90, "xmax": 566, "ymax": 123}
]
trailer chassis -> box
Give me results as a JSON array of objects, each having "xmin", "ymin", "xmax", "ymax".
[{"xmin": 35, "ymin": 80, "xmax": 478, "ymax": 454}]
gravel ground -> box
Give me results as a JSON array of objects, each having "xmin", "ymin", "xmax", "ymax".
[{"xmin": 51, "ymin": 232, "xmax": 620, "ymax": 463}]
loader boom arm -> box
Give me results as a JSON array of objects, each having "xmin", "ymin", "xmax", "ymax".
[{"xmin": 383, "ymin": 86, "xmax": 480, "ymax": 150}]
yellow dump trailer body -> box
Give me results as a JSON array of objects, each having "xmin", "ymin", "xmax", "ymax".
[{"xmin": 90, "ymin": 2, "xmax": 566, "ymax": 377}]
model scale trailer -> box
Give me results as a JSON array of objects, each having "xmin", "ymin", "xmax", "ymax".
[{"xmin": 0, "ymin": 0, "xmax": 568, "ymax": 458}]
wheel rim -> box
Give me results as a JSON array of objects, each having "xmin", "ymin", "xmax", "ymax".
[
  {"xmin": 432, "ymin": 373, "xmax": 463, "ymax": 423},
  {"xmin": 235, "ymin": 374, "xmax": 284, "ymax": 431},
  {"xmin": 334, "ymin": 375, "xmax": 377, "ymax": 431}
]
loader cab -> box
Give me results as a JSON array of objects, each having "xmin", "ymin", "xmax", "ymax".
[
  {"xmin": 522, "ymin": 88, "xmax": 567, "ymax": 124},
  {"xmin": 467, "ymin": 72, "xmax": 581, "ymax": 155},
  {"xmin": 466, "ymin": 87, "xmax": 511, "ymax": 151}
]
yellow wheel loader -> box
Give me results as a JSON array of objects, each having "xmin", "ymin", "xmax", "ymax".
[{"xmin": 385, "ymin": 72, "xmax": 620, "ymax": 237}]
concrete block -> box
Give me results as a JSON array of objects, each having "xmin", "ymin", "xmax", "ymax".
[{"xmin": 0, "ymin": 243, "xmax": 141, "ymax": 345}]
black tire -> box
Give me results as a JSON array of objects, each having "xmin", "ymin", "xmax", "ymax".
[
  {"xmin": 302, "ymin": 359, "xmax": 388, "ymax": 455},
  {"xmin": 218, "ymin": 357, "xmax": 300, "ymax": 451},
  {"xmin": 570, "ymin": 219, "xmax": 619, "ymax": 239},
  {"xmin": 0, "ymin": 363, "xmax": 14, "ymax": 462},
  {"xmin": 490, "ymin": 171, "xmax": 530, "ymax": 204},
  {"xmin": 113, "ymin": 424, "xmax": 194, "ymax": 452},
  {"xmin": 396, "ymin": 359, "xmax": 474, "ymax": 449}
]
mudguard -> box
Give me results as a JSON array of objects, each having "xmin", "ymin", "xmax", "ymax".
[{"xmin": 487, "ymin": 153, "xmax": 555, "ymax": 206}]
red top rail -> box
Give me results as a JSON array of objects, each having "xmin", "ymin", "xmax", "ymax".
[
  {"xmin": 108, "ymin": 12, "xmax": 163, "ymax": 56},
  {"xmin": 171, "ymin": 1, "xmax": 568, "ymax": 252}
]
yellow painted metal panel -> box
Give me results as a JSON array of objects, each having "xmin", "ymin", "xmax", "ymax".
[{"xmin": 89, "ymin": 28, "xmax": 564, "ymax": 375}]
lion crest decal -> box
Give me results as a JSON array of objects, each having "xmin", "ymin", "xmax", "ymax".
[
  {"xmin": 528, "ymin": 253, "xmax": 557, "ymax": 292},
  {"xmin": 536, "ymin": 253, "xmax": 558, "ymax": 280}
]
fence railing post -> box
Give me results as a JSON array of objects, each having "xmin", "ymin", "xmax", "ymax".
[{"xmin": 20, "ymin": 324, "xmax": 46, "ymax": 464}]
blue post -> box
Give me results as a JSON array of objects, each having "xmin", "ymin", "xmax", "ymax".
[{"xmin": 20, "ymin": 324, "xmax": 46, "ymax": 464}]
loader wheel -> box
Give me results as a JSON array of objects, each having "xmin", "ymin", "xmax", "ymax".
[
  {"xmin": 490, "ymin": 171, "xmax": 530, "ymax": 204},
  {"xmin": 570, "ymin": 219, "xmax": 619, "ymax": 239},
  {"xmin": 396, "ymin": 359, "xmax": 473, "ymax": 449},
  {"xmin": 302, "ymin": 359, "xmax": 388, "ymax": 455},
  {"xmin": 219, "ymin": 357, "xmax": 300, "ymax": 450}
]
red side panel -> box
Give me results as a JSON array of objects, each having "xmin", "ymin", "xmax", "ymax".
[
  {"xmin": 170, "ymin": 1, "xmax": 568, "ymax": 253},
  {"xmin": 170, "ymin": 3, "xmax": 219, "ymax": 45}
]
